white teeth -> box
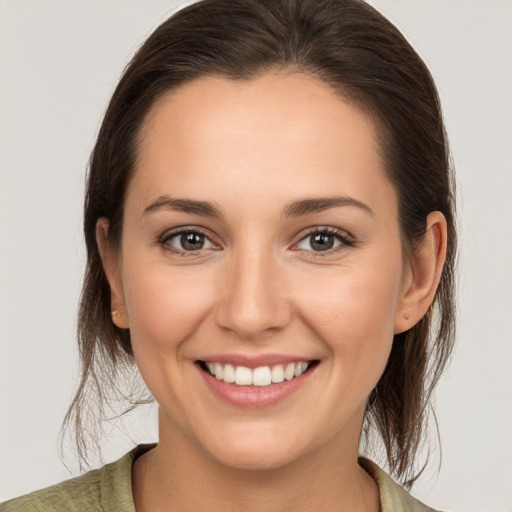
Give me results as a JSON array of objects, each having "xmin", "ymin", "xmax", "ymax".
[
  {"xmin": 223, "ymin": 363, "xmax": 235, "ymax": 383},
  {"xmin": 284, "ymin": 363, "xmax": 295, "ymax": 381},
  {"xmin": 271, "ymin": 364, "xmax": 285, "ymax": 383},
  {"xmin": 234, "ymin": 366, "xmax": 253, "ymax": 385},
  {"xmin": 253, "ymin": 366, "xmax": 272, "ymax": 386},
  {"xmin": 206, "ymin": 361, "xmax": 311, "ymax": 386}
]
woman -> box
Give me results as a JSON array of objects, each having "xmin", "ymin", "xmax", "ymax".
[{"xmin": 1, "ymin": 0, "xmax": 456, "ymax": 510}]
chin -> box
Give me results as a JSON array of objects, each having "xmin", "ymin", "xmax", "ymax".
[
  {"xmin": 199, "ymin": 422, "xmax": 310, "ymax": 471},
  {"xmin": 209, "ymin": 444, "xmax": 301, "ymax": 472}
]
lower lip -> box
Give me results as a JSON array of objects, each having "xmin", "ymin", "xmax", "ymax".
[{"xmin": 197, "ymin": 364, "xmax": 316, "ymax": 408}]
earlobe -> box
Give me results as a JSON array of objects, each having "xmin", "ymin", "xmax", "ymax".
[
  {"xmin": 96, "ymin": 218, "xmax": 130, "ymax": 329},
  {"xmin": 394, "ymin": 211, "xmax": 448, "ymax": 334}
]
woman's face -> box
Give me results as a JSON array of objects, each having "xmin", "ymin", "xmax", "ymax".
[{"xmin": 106, "ymin": 73, "xmax": 413, "ymax": 469}]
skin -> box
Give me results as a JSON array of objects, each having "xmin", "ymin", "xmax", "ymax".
[{"xmin": 98, "ymin": 72, "xmax": 447, "ymax": 512}]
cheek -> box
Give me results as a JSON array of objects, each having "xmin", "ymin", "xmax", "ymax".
[
  {"xmin": 122, "ymin": 260, "xmax": 216, "ymax": 355},
  {"xmin": 293, "ymin": 258, "xmax": 403, "ymax": 372}
]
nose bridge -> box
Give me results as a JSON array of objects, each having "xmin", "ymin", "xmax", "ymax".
[{"xmin": 215, "ymin": 237, "xmax": 290, "ymax": 339}]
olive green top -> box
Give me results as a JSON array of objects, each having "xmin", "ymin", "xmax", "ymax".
[{"xmin": 1, "ymin": 445, "xmax": 439, "ymax": 511}]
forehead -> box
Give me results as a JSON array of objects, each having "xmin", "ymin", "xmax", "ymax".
[
  {"xmin": 130, "ymin": 72, "xmax": 395, "ymax": 215},
  {"xmin": 138, "ymin": 71, "xmax": 377, "ymax": 159}
]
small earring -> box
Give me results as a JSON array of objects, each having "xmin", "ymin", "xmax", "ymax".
[{"xmin": 111, "ymin": 310, "xmax": 121, "ymax": 326}]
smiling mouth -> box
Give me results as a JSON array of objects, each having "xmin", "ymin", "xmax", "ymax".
[{"xmin": 197, "ymin": 360, "xmax": 319, "ymax": 387}]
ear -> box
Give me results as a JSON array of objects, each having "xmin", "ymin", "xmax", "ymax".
[
  {"xmin": 394, "ymin": 211, "xmax": 448, "ymax": 334},
  {"xmin": 96, "ymin": 218, "xmax": 130, "ymax": 329}
]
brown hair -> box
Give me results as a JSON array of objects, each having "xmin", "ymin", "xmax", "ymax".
[{"xmin": 64, "ymin": 0, "xmax": 457, "ymax": 487}]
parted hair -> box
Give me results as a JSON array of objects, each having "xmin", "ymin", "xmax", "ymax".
[{"xmin": 65, "ymin": 0, "xmax": 457, "ymax": 487}]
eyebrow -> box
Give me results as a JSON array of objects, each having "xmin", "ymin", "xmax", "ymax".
[
  {"xmin": 142, "ymin": 194, "xmax": 373, "ymax": 219},
  {"xmin": 143, "ymin": 196, "xmax": 224, "ymax": 218},
  {"xmin": 282, "ymin": 196, "xmax": 374, "ymax": 218}
]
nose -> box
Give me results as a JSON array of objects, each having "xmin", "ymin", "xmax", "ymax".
[{"xmin": 214, "ymin": 245, "xmax": 292, "ymax": 340}]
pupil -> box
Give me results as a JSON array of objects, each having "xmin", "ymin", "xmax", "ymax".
[
  {"xmin": 312, "ymin": 233, "xmax": 333, "ymax": 251},
  {"xmin": 181, "ymin": 232, "xmax": 204, "ymax": 250}
]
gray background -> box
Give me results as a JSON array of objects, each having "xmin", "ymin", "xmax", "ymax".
[{"xmin": 1, "ymin": 1, "xmax": 511, "ymax": 510}]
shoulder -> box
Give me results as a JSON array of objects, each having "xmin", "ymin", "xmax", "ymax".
[
  {"xmin": 0, "ymin": 468, "xmax": 105, "ymax": 512},
  {"xmin": 359, "ymin": 458, "xmax": 441, "ymax": 512},
  {"xmin": 0, "ymin": 445, "xmax": 152, "ymax": 512}
]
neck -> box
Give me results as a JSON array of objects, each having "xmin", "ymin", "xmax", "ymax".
[{"xmin": 132, "ymin": 412, "xmax": 380, "ymax": 512}]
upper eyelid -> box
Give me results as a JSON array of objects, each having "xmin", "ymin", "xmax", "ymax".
[
  {"xmin": 161, "ymin": 226, "xmax": 213, "ymax": 241},
  {"xmin": 304, "ymin": 226, "xmax": 350, "ymax": 236},
  {"xmin": 159, "ymin": 225, "xmax": 354, "ymax": 250},
  {"xmin": 160, "ymin": 225, "xmax": 351, "ymax": 237},
  {"xmin": 159, "ymin": 226, "xmax": 214, "ymax": 247},
  {"xmin": 159, "ymin": 228, "xmax": 218, "ymax": 256},
  {"xmin": 294, "ymin": 226, "xmax": 354, "ymax": 242}
]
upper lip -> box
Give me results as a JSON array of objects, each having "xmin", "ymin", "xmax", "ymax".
[{"xmin": 197, "ymin": 353, "xmax": 317, "ymax": 369}]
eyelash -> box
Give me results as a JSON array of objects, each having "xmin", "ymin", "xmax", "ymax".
[
  {"xmin": 159, "ymin": 227, "xmax": 218, "ymax": 256},
  {"xmin": 158, "ymin": 226, "xmax": 356, "ymax": 257},
  {"xmin": 294, "ymin": 227, "xmax": 356, "ymax": 257}
]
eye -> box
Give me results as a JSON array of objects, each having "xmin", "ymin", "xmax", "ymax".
[
  {"xmin": 296, "ymin": 228, "xmax": 352, "ymax": 252},
  {"xmin": 163, "ymin": 230, "xmax": 216, "ymax": 252}
]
